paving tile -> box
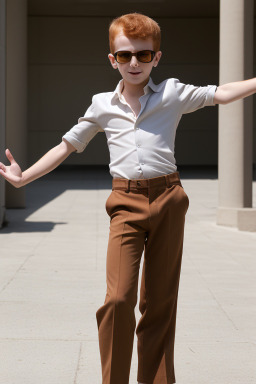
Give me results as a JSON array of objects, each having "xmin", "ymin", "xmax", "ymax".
[{"xmin": 0, "ymin": 339, "xmax": 80, "ymax": 384}]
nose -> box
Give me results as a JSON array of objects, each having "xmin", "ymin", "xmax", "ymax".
[{"xmin": 130, "ymin": 55, "xmax": 139, "ymax": 67}]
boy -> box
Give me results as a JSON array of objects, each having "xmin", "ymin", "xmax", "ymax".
[{"xmin": 0, "ymin": 12, "xmax": 256, "ymax": 384}]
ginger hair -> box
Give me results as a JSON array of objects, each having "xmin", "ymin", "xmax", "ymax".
[{"xmin": 109, "ymin": 13, "xmax": 161, "ymax": 54}]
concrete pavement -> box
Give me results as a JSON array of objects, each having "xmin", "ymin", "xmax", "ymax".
[{"xmin": 0, "ymin": 166, "xmax": 255, "ymax": 384}]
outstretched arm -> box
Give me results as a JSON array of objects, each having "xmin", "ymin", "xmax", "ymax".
[
  {"xmin": 213, "ymin": 77, "xmax": 256, "ymax": 105},
  {"xmin": 0, "ymin": 139, "xmax": 76, "ymax": 188}
]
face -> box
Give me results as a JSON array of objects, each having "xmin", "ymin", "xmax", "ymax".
[{"xmin": 108, "ymin": 33, "xmax": 162, "ymax": 87}]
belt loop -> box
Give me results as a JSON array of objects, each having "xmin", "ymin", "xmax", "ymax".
[
  {"xmin": 125, "ymin": 179, "xmax": 131, "ymax": 193},
  {"xmin": 164, "ymin": 174, "xmax": 171, "ymax": 188}
]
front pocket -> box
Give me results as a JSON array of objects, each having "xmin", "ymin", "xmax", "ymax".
[
  {"xmin": 178, "ymin": 184, "xmax": 190, "ymax": 209},
  {"xmin": 105, "ymin": 190, "xmax": 114, "ymax": 215}
]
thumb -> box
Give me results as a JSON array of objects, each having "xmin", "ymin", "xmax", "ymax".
[{"xmin": 5, "ymin": 148, "xmax": 16, "ymax": 165}]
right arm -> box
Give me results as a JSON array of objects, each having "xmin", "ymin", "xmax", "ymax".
[{"xmin": 0, "ymin": 139, "xmax": 76, "ymax": 188}]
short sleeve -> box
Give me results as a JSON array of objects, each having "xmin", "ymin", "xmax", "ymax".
[
  {"xmin": 173, "ymin": 78, "xmax": 217, "ymax": 114},
  {"xmin": 62, "ymin": 96, "xmax": 103, "ymax": 153}
]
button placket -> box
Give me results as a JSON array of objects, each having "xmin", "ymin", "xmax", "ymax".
[{"xmin": 135, "ymin": 124, "xmax": 141, "ymax": 148}]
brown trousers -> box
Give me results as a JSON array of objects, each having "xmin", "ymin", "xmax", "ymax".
[{"xmin": 96, "ymin": 171, "xmax": 189, "ymax": 384}]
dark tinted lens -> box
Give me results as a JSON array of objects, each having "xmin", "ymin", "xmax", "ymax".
[
  {"xmin": 137, "ymin": 50, "xmax": 153, "ymax": 63},
  {"xmin": 116, "ymin": 51, "xmax": 132, "ymax": 63},
  {"xmin": 114, "ymin": 50, "xmax": 155, "ymax": 63}
]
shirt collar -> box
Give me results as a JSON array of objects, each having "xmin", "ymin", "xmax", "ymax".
[
  {"xmin": 111, "ymin": 76, "xmax": 161, "ymax": 102},
  {"xmin": 144, "ymin": 77, "xmax": 161, "ymax": 94}
]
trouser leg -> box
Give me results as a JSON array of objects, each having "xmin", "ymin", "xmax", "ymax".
[
  {"xmin": 136, "ymin": 184, "xmax": 189, "ymax": 384},
  {"xmin": 96, "ymin": 190, "xmax": 147, "ymax": 384}
]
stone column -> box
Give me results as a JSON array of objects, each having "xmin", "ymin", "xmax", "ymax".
[
  {"xmin": 5, "ymin": 0, "xmax": 27, "ymax": 208},
  {"xmin": 217, "ymin": 0, "xmax": 256, "ymax": 231},
  {"xmin": 0, "ymin": 0, "xmax": 6, "ymax": 227}
]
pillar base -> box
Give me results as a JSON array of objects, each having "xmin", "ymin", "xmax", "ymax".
[
  {"xmin": 217, "ymin": 207, "xmax": 256, "ymax": 232},
  {"xmin": 5, "ymin": 183, "xmax": 25, "ymax": 208}
]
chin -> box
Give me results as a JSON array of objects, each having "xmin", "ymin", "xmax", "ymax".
[{"xmin": 125, "ymin": 74, "xmax": 149, "ymax": 85}]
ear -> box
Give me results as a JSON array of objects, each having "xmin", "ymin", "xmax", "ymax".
[
  {"xmin": 108, "ymin": 53, "xmax": 118, "ymax": 69},
  {"xmin": 153, "ymin": 51, "xmax": 162, "ymax": 67}
]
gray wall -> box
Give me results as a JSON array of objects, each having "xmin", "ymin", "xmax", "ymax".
[
  {"xmin": 6, "ymin": 0, "xmax": 27, "ymax": 208},
  {"xmin": 27, "ymin": 9, "xmax": 256, "ymax": 168},
  {"xmin": 0, "ymin": 0, "xmax": 6, "ymax": 227}
]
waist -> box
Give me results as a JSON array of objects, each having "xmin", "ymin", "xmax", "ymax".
[{"xmin": 112, "ymin": 171, "xmax": 182, "ymax": 192}]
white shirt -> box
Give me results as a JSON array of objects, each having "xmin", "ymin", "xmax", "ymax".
[{"xmin": 62, "ymin": 77, "xmax": 217, "ymax": 179}]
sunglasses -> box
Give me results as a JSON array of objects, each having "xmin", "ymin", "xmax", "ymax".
[{"xmin": 113, "ymin": 50, "xmax": 156, "ymax": 64}]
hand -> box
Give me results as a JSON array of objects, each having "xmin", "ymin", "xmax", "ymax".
[{"xmin": 0, "ymin": 149, "xmax": 23, "ymax": 188}]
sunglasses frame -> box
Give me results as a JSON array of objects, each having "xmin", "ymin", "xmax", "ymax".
[{"xmin": 113, "ymin": 50, "xmax": 156, "ymax": 64}]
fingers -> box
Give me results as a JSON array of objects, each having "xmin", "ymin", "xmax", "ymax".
[
  {"xmin": 5, "ymin": 148, "xmax": 16, "ymax": 165},
  {"xmin": 0, "ymin": 167, "xmax": 9, "ymax": 182},
  {"xmin": 0, "ymin": 162, "xmax": 6, "ymax": 173},
  {"xmin": 0, "ymin": 162, "xmax": 8, "ymax": 180},
  {"xmin": 0, "ymin": 166, "xmax": 19, "ymax": 186}
]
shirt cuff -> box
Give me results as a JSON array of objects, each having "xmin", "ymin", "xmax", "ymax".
[
  {"xmin": 62, "ymin": 133, "xmax": 87, "ymax": 153},
  {"xmin": 207, "ymin": 85, "xmax": 218, "ymax": 106}
]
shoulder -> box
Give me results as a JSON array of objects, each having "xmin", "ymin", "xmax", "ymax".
[
  {"xmin": 152, "ymin": 77, "xmax": 183, "ymax": 94},
  {"xmin": 151, "ymin": 78, "xmax": 183, "ymax": 102},
  {"xmin": 91, "ymin": 91, "xmax": 113, "ymax": 104},
  {"xmin": 165, "ymin": 77, "xmax": 183, "ymax": 90}
]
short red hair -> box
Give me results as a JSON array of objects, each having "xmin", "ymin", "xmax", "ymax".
[{"xmin": 109, "ymin": 13, "xmax": 161, "ymax": 54}]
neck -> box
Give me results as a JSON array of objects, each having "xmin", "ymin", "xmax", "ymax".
[{"xmin": 122, "ymin": 77, "xmax": 150, "ymax": 98}]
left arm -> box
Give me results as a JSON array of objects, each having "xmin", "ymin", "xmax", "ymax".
[{"xmin": 213, "ymin": 77, "xmax": 256, "ymax": 105}]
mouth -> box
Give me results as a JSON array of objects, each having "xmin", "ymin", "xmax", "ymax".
[{"xmin": 129, "ymin": 72, "xmax": 142, "ymax": 76}]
